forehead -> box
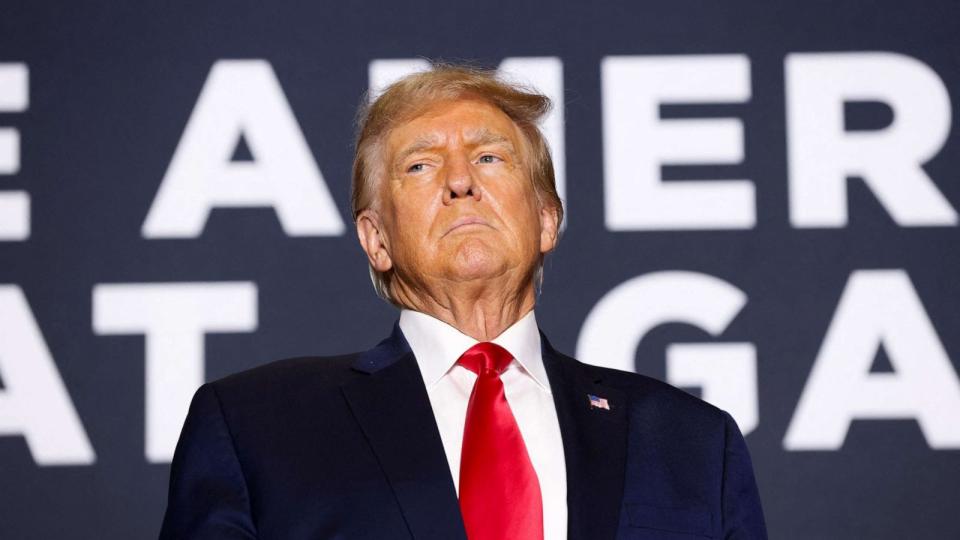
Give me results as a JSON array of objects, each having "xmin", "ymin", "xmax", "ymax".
[{"xmin": 385, "ymin": 98, "xmax": 523, "ymax": 154}]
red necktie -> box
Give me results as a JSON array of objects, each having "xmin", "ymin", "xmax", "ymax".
[{"xmin": 457, "ymin": 342, "xmax": 544, "ymax": 540}]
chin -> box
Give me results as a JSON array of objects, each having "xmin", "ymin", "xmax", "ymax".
[{"xmin": 447, "ymin": 241, "xmax": 508, "ymax": 282}]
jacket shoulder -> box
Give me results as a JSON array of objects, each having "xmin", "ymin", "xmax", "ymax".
[
  {"xmin": 555, "ymin": 348, "xmax": 727, "ymax": 423},
  {"xmin": 209, "ymin": 353, "xmax": 362, "ymax": 402}
]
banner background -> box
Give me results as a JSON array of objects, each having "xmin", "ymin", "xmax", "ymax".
[{"xmin": 2, "ymin": 1, "xmax": 959, "ymax": 538}]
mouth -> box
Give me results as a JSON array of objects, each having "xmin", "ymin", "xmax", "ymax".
[{"xmin": 443, "ymin": 216, "xmax": 492, "ymax": 237}]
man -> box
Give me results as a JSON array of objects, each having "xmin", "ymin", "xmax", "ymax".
[{"xmin": 160, "ymin": 64, "xmax": 767, "ymax": 539}]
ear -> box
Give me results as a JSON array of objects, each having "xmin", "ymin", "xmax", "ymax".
[
  {"xmin": 356, "ymin": 209, "xmax": 394, "ymax": 272},
  {"xmin": 539, "ymin": 204, "xmax": 560, "ymax": 254}
]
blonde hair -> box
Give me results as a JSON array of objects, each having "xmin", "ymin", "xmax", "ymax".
[{"xmin": 352, "ymin": 63, "xmax": 563, "ymax": 304}]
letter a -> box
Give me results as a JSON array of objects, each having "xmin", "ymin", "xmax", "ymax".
[
  {"xmin": 785, "ymin": 270, "xmax": 960, "ymax": 449},
  {"xmin": 0, "ymin": 286, "xmax": 95, "ymax": 465},
  {"xmin": 142, "ymin": 60, "xmax": 345, "ymax": 238}
]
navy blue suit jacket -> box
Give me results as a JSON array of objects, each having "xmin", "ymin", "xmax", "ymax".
[{"xmin": 159, "ymin": 325, "xmax": 767, "ymax": 539}]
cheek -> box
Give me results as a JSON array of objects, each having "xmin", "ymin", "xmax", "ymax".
[
  {"xmin": 388, "ymin": 191, "xmax": 441, "ymax": 252},
  {"xmin": 492, "ymin": 198, "xmax": 542, "ymax": 255},
  {"xmin": 388, "ymin": 181, "xmax": 425, "ymax": 220}
]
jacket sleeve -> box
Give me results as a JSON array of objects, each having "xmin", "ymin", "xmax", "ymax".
[
  {"xmin": 159, "ymin": 383, "xmax": 257, "ymax": 540},
  {"xmin": 720, "ymin": 411, "xmax": 768, "ymax": 539}
]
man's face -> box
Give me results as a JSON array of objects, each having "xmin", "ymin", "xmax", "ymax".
[{"xmin": 360, "ymin": 98, "xmax": 558, "ymax": 293}]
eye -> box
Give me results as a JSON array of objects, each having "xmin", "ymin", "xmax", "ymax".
[
  {"xmin": 406, "ymin": 163, "xmax": 426, "ymax": 173},
  {"xmin": 477, "ymin": 154, "xmax": 501, "ymax": 164}
]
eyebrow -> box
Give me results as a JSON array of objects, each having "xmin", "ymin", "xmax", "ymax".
[
  {"xmin": 394, "ymin": 134, "xmax": 443, "ymax": 166},
  {"xmin": 392, "ymin": 128, "xmax": 518, "ymax": 168},
  {"xmin": 465, "ymin": 128, "xmax": 514, "ymax": 149}
]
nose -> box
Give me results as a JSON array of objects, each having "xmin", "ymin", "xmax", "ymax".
[{"xmin": 442, "ymin": 155, "xmax": 481, "ymax": 204}]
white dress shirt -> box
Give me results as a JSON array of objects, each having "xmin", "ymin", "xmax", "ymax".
[{"xmin": 399, "ymin": 309, "xmax": 568, "ymax": 540}]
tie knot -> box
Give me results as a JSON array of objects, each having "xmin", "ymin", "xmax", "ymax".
[{"xmin": 457, "ymin": 342, "xmax": 514, "ymax": 376}]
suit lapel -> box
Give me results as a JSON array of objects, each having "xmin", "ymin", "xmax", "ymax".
[
  {"xmin": 542, "ymin": 333, "xmax": 628, "ymax": 540},
  {"xmin": 341, "ymin": 324, "xmax": 467, "ymax": 540}
]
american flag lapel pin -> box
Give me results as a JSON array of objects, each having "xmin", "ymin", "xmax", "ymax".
[{"xmin": 588, "ymin": 394, "xmax": 610, "ymax": 411}]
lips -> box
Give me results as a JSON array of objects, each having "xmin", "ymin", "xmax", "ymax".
[{"xmin": 444, "ymin": 216, "xmax": 492, "ymax": 236}]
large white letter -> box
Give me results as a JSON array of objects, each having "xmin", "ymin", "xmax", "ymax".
[
  {"xmin": 0, "ymin": 286, "xmax": 94, "ymax": 465},
  {"xmin": 785, "ymin": 270, "xmax": 960, "ymax": 450},
  {"xmin": 368, "ymin": 57, "xmax": 567, "ymax": 223},
  {"xmin": 577, "ymin": 272, "xmax": 757, "ymax": 433},
  {"xmin": 787, "ymin": 52, "xmax": 957, "ymax": 227},
  {"xmin": 142, "ymin": 60, "xmax": 345, "ymax": 238},
  {"xmin": 0, "ymin": 63, "xmax": 29, "ymax": 240},
  {"xmin": 93, "ymin": 282, "xmax": 257, "ymax": 462},
  {"xmin": 498, "ymin": 57, "xmax": 567, "ymax": 226},
  {"xmin": 368, "ymin": 58, "xmax": 431, "ymax": 99},
  {"xmin": 602, "ymin": 55, "xmax": 755, "ymax": 230}
]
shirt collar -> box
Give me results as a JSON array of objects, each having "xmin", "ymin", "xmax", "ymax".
[{"xmin": 398, "ymin": 308, "xmax": 551, "ymax": 393}]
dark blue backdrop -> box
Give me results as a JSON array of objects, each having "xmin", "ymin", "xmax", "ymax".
[{"xmin": 2, "ymin": 1, "xmax": 959, "ymax": 538}]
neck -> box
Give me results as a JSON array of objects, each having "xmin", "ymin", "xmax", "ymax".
[{"xmin": 392, "ymin": 275, "xmax": 536, "ymax": 341}]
